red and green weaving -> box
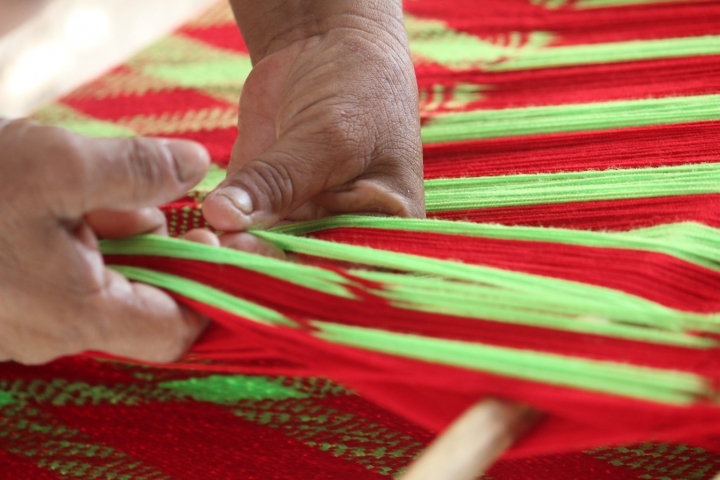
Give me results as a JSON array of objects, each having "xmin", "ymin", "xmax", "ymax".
[{"xmin": 4, "ymin": 0, "xmax": 720, "ymax": 478}]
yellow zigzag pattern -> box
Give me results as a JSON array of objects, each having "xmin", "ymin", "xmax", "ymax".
[
  {"xmin": 115, "ymin": 107, "xmax": 238, "ymax": 136},
  {"xmin": 128, "ymin": 36, "xmax": 238, "ymax": 69},
  {"xmin": 199, "ymin": 85, "xmax": 243, "ymax": 104},
  {"xmin": 64, "ymin": 33, "xmax": 247, "ymax": 101},
  {"xmin": 66, "ymin": 70, "xmax": 176, "ymax": 100}
]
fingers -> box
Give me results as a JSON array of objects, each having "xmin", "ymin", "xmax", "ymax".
[
  {"xmin": 314, "ymin": 178, "xmax": 425, "ymax": 218},
  {"xmin": 90, "ymin": 270, "xmax": 208, "ymax": 363},
  {"xmin": 86, "ymin": 208, "xmax": 168, "ymax": 239},
  {"xmin": 182, "ymin": 228, "xmax": 285, "ymax": 258},
  {"xmin": 203, "ymin": 141, "xmax": 424, "ymax": 231},
  {"xmin": 76, "ymin": 137, "xmax": 210, "ymax": 213},
  {"xmin": 1, "ymin": 120, "xmax": 209, "ymax": 216},
  {"xmin": 19, "ymin": 122, "xmax": 211, "ymax": 215},
  {"xmin": 219, "ymin": 232, "xmax": 287, "ymax": 259},
  {"xmin": 181, "ymin": 228, "xmax": 221, "ymax": 247},
  {"xmin": 91, "ymin": 228, "xmax": 222, "ymax": 362},
  {"xmin": 202, "ymin": 133, "xmax": 315, "ymax": 230}
]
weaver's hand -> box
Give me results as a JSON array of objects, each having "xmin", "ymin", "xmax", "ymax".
[
  {"xmin": 203, "ymin": 0, "xmax": 425, "ymax": 231},
  {"xmin": 0, "ymin": 119, "xmax": 213, "ymax": 364}
]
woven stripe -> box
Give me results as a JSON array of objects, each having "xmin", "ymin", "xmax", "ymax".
[{"xmin": 422, "ymin": 94, "xmax": 720, "ymax": 143}]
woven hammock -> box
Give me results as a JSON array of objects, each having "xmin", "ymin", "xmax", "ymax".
[{"xmin": 4, "ymin": 0, "xmax": 720, "ymax": 478}]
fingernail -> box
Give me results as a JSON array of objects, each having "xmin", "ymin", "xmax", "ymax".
[
  {"xmin": 218, "ymin": 186, "xmax": 254, "ymax": 215},
  {"xmin": 164, "ymin": 140, "xmax": 210, "ymax": 182}
]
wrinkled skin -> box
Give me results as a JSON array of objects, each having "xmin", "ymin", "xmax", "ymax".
[
  {"xmin": 0, "ymin": 119, "xmax": 213, "ymax": 364},
  {"xmin": 0, "ymin": 0, "xmax": 424, "ymax": 364},
  {"xmin": 203, "ymin": 0, "xmax": 425, "ymax": 231}
]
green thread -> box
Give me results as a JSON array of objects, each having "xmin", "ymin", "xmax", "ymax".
[
  {"xmin": 586, "ymin": 442, "xmax": 720, "ymax": 479},
  {"xmin": 31, "ymin": 103, "xmax": 137, "ymax": 138},
  {"xmin": 56, "ymin": 120, "xmax": 136, "ymax": 138},
  {"xmin": 109, "ymin": 249, "xmax": 717, "ymax": 348},
  {"xmin": 136, "ymin": 34, "xmax": 253, "ymax": 90},
  {"xmin": 102, "ymin": 235, "xmax": 355, "ymax": 299},
  {"xmin": 405, "ymin": 14, "xmax": 554, "ymax": 69},
  {"xmin": 423, "ymin": 163, "xmax": 720, "ymax": 211},
  {"xmin": 101, "ymin": 252, "xmax": 716, "ymax": 404},
  {"xmin": 313, "ymin": 322, "xmax": 708, "ymax": 405},
  {"xmin": 253, "ymin": 231, "xmax": 720, "ymax": 335},
  {"xmin": 105, "ymin": 234, "xmax": 720, "ymax": 339},
  {"xmin": 0, "ymin": 378, "xmax": 176, "ymax": 406},
  {"xmin": 351, "ymin": 270, "xmax": 716, "ymax": 348},
  {"xmin": 132, "ymin": 35, "xmax": 241, "ymax": 67},
  {"xmin": 231, "ymin": 396, "xmax": 425, "ymax": 475},
  {"xmin": 422, "ymin": 94, "xmax": 720, "ymax": 143},
  {"xmin": 101, "ymin": 232, "xmax": 720, "ymax": 404},
  {"xmin": 0, "ymin": 390, "xmax": 14, "ymax": 407},
  {"xmin": 109, "ymin": 265, "xmax": 296, "ymax": 327},
  {"xmin": 272, "ymin": 216, "xmax": 720, "ymax": 274},
  {"xmin": 187, "ymin": 159, "xmax": 720, "ymax": 218},
  {"xmin": 144, "ymin": 58, "xmax": 253, "ymax": 89},
  {"xmin": 160, "ymin": 376, "xmax": 308, "ymax": 403},
  {"xmin": 0, "ymin": 403, "xmax": 170, "ymax": 479},
  {"xmin": 406, "ymin": 12, "xmax": 720, "ymax": 72},
  {"xmin": 488, "ymin": 35, "xmax": 720, "ymax": 71}
]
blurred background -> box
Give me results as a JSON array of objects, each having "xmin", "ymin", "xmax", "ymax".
[{"xmin": 0, "ymin": 0, "xmax": 217, "ymax": 117}]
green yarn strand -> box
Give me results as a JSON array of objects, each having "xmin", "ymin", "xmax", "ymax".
[
  {"xmin": 102, "ymin": 236, "xmax": 356, "ymax": 299},
  {"xmin": 110, "ymin": 265, "xmax": 296, "ymax": 327},
  {"xmin": 271, "ymin": 216, "xmax": 720, "ymax": 273},
  {"xmin": 422, "ymin": 94, "xmax": 720, "ymax": 143},
  {"xmin": 253, "ymin": 231, "xmax": 720, "ymax": 334},
  {"xmin": 352, "ymin": 270, "xmax": 716, "ymax": 349},
  {"xmin": 489, "ymin": 35, "xmax": 720, "ymax": 71},
  {"xmin": 423, "ymin": 163, "xmax": 720, "ymax": 211},
  {"xmin": 103, "ymin": 231, "xmax": 720, "ymax": 350},
  {"xmin": 314, "ymin": 322, "xmax": 709, "ymax": 405},
  {"xmin": 105, "ymin": 264, "xmax": 715, "ymax": 406}
]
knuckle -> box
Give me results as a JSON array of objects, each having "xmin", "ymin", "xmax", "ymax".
[
  {"xmin": 36, "ymin": 126, "xmax": 88, "ymax": 182},
  {"xmin": 245, "ymin": 158, "xmax": 296, "ymax": 212},
  {"xmin": 37, "ymin": 126, "xmax": 87, "ymax": 168},
  {"xmin": 303, "ymin": 104, "xmax": 371, "ymax": 174},
  {"xmin": 124, "ymin": 137, "xmax": 165, "ymax": 201}
]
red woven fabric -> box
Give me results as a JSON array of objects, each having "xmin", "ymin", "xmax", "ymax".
[{"xmin": 3, "ymin": 0, "xmax": 720, "ymax": 477}]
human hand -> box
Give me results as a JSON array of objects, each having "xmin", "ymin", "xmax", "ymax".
[
  {"xmin": 0, "ymin": 119, "xmax": 213, "ymax": 364},
  {"xmin": 203, "ymin": 0, "xmax": 425, "ymax": 231}
]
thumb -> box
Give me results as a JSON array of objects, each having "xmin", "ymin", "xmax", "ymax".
[
  {"xmin": 56, "ymin": 134, "xmax": 210, "ymax": 215},
  {"xmin": 203, "ymin": 135, "xmax": 334, "ymax": 231}
]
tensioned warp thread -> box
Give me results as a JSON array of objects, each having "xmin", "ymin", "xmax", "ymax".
[{"xmin": 15, "ymin": 0, "xmax": 720, "ymax": 465}]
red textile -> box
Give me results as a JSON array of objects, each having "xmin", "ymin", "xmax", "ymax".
[{"xmin": 3, "ymin": 0, "xmax": 720, "ymax": 477}]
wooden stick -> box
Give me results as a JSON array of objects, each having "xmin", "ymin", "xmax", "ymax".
[{"xmin": 398, "ymin": 399, "xmax": 542, "ymax": 480}]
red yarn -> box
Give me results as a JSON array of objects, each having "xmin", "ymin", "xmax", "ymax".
[
  {"xmin": 150, "ymin": 296, "xmax": 720, "ymax": 458},
  {"xmin": 308, "ymin": 227, "xmax": 720, "ymax": 313},
  {"xmin": 405, "ymin": 0, "xmax": 720, "ymax": 45},
  {"xmin": 423, "ymin": 122, "xmax": 720, "ymax": 179},
  {"xmin": 429, "ymin": 193, "xmax": 720, "ymax": 230},
  {"xmin": 106, "ymin": 254, "xmax": 720, "ymax": 380},
  {"xmin": 418, "ymin": 56, "xmax": 720, "ymax": 112}
]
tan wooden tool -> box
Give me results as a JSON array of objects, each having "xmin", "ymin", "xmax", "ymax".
[{"xmin": 399, "ymin": 399, "xmax": 541, "ymax": 480}]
